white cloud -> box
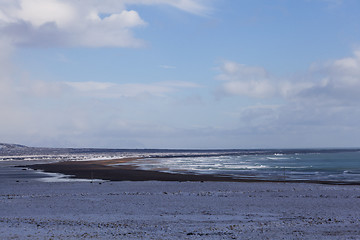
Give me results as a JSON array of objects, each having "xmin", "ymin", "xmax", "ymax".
[
  {"xmin": 65, "ymin": 81, "xmax": 115, "ymax": 92},
  {"xmin": 0, "ymin": 69, "xmax": 202, "ymax": 147},
  {"xmin": 0, "ymin": 0, "xmax": 146, "ymax": 47},
  {"xmin": 0, "ymin": 0, "xmax": 211, "ymax": 148},
  {"xmin": 162, "ymin": 0, "xmax": 211, "ymax": 15},
  {"xmin": 65, "ymin": 80, "xmax": 199, "ymax": 98},
  {"xmin": 320, "ymin": 0, "xmax": 344, "ymax": 7},
  {"xmin": 160, "ymin": 65, "xmax": 176, "ymax": 69},
  {"xmin": 161, "ymin": 81, "xmax": 200, "ymax": 88},
  {"xmin": 217, "ymin": 50, "xmax": 360, "ymax": 146},
  {"xmin": 216, "ymin": 61, "xmax": 276, "ymax": 98},
  {"xmin": 0, "ymin": 0, "xmax": 210, "ymax": 48},
  {"xmin": 295, "ymin": 50, "xmax": 360, "ymax": 101},
  {"xmin": 222, "ymin": 80, "xmax": 275, "ymax": 98},
  {"xmin": 218, "ymin": 61, "xmax": 268, "ymax": 81},
  {"xmin": 329, "ymin": 50, "xmax": 360, "ymax": 85},
  {"xmin": 16, "ymin": 0, "xmax": 76, "ymax": 28},
  {"xmin": 218, "ymin": 50, "xmax": 360, "ymax": 101},
  {"xmin": 123, "ymin": 0, "xmax": 211, "ymax": 15}
]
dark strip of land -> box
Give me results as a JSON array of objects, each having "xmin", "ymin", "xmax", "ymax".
[
  {"xmin": 23, "ymin": 158, "xmax": 360, "ymax": 185},
  {"xmin": 25, "ymin": 158, "xmax": 242, "ymax": 182}
]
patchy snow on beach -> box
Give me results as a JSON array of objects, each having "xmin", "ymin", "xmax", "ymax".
[
  {"xmin": 1, "ymin": 148, "xmax": 360, "ymax": 239},
  {"xmin": 1, "ymin": 179, "xmax": 360, "ymax": 239}
]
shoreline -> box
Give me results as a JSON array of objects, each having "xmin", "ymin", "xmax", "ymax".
[
  {"xmin": 2, "ymin": 159, "xmax": 360, "ymax": 239},
  {"xmin": 23, "ymin": 158, "xmax": 360, "ymax": 185}
]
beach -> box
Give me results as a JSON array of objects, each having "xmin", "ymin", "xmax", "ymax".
[
  {"xmin": 25, "ymin": 158, "xmax": 243, "ymax": 182},
  {"xmin": 1, "ymin": 159, "xmax": 360, "ymax": 239},
  {"xmin": 24, "ymin": 157, "xmax": 360, "ymax": 185}
]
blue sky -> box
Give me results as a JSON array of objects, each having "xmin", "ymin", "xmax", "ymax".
[{"xmin": 1, "ymin": 0, "xmax": 360, "ymax": 148}]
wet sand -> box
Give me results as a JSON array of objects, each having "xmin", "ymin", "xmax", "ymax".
[
  {"xmin": 25, "ymin": 158, "xmax": 258, "ymax": 182},
  {"xmin": 24, "ymin": 158, "xmax": 360, "ymax": 185},
  {"xmin": 25, "ymin": 158, "xmax": 242, "ymax": 182}
]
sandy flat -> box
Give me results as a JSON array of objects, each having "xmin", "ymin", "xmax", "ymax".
[
  {"xmin": 1, "ymin": 174, "xmax": 360, "ymax": 239},
  {"xmin": 25, "ymin": 158, "xmax": 247, "ymax": 182},
  {"xmin": 24, "ymin": 158, "xmax": 359, "ymax": 185}
]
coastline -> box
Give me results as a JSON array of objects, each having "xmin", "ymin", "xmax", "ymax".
[
  {"xmin": 2, "ymin": 158, "xmax": 360, "ymax": 239},
  {"xmin": 24, "ymin": 158, "xmax": 241, "ymax": 182},
  {"xmin": 24, "ymin": 158, "xmax": 360, "ymax": 185}
]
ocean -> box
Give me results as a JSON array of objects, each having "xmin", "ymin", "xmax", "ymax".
[
  {"xmin": 1, "ymin": 145, "xmax": 360, "ymax": 184},
  {"xmin": 131, "ymin": 150, "xmax": 360, "ymax": 184}
]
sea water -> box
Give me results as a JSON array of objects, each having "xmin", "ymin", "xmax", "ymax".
[
  {"xmin": 130, "ymin": 149, "xmax": 360, "ymax": 184},
  {"xmin": 1, "ymin": 146, "xmax": 360, "ymax": 184}
]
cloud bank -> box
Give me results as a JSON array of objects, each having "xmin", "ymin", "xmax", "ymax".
[
  {"xmin": 218, "ymin": 50, "xmax": 360, "ymax": 101},
  {"xmin": 216, "ymin": 50, "xmax": 360, "ymax": 147}
]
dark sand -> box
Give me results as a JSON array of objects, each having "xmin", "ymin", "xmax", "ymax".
[
  {"xmin": 25, "ymin": 158, "xmax": 243, "ymax": 182},
  {"xmin": 24, "ymin": 158, "xmax": 360, "ymax": 185}
]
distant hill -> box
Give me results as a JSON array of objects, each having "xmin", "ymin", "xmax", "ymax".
[{"xmin": 0, "ymin": 143, "xmax": 29, "ymax": 149}]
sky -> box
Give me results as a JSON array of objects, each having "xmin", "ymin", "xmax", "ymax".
[{"xmin": 1, "ymin": 0, "xmax": 360, "ymax": 149}]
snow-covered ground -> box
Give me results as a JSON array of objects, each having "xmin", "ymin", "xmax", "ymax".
[{"xmin": 1, "ymin": 167, "xmax": 360, "ymax": 239}]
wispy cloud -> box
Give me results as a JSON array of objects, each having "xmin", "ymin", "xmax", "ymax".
[
  {"xmin": 159, "ymin": 65, "xmax": 176, "ymax": 69},
  {"xmin": 64, "ymin": 80, "xmax": 199, "ymax": 98},
  {"xmin": 125, "ymin": 0, "xmax": 212, "ymax": 16},
  {"xmin": 320, "ymin": 0, "xmax": 344, "ymax": 7}
]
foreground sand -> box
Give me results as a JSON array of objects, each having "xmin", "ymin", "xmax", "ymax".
[{"xmin": 1, "ymin": 175, "xmax": 360, "ymax": 239}]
